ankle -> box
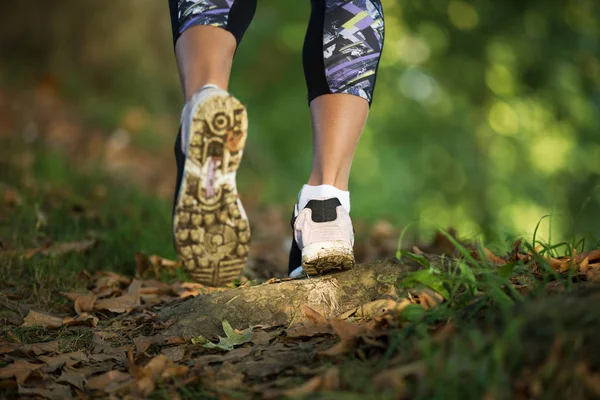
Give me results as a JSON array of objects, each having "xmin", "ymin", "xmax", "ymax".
[
  {"xmin": 297, "ymin": 184, "xmax": 351, "ymax": 214},
  {"xmin": 307, "ymin": 173, "xmax": 349, "ymax": 191}
]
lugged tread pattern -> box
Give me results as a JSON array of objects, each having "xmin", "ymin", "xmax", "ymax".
[
  {"xmin": 173, "ymin": 94, "xmax": 250, "ymax": 286},
  {"xmin": 302, "ymin": 246, "xmax": 355, "ymax": 276}
]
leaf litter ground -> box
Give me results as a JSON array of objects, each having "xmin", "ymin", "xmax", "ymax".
[{"xmin": 2, "ymin": 91, "xmax": 600, "ymax": 398}]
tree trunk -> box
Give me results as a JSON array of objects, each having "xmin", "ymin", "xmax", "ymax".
[{"xmin": 160, "ymin": 257, "xmax": 427, "ymax": 338}]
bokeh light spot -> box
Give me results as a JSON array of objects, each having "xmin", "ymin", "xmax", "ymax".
[
  {"xmin": 488, "ymin": 101, "xmax": 519, "ymax": 135},
  {"xmin": 448, "ymin": 1, "xmax": 479, "ymax": 31},
  {"xmin": 485, "ymin": 64, "xmax": 514, "ymax": 95}
]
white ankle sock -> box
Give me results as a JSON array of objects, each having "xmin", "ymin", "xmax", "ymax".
[{"xmin": 296, "ymin": 184, "xmax": 350, "ymax": 215}]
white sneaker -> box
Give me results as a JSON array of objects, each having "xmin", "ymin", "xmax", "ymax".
[
  {"xmin": 288, "ymin": 198, "xmax": 355, "ymax": 278},
  {"xmin": 172, "ymin": 85, "xmax": 250, "ymax": 286}
]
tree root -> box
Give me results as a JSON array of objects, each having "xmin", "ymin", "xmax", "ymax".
[{"xmin": 159, "ymin": 257, "xmax": 428, "ymax": 338}]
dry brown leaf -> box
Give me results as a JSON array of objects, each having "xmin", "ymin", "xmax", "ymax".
[
  {"xmin": 353, "ymin": 298, "xmax": 412, "ymax": 320},
  {"xmin": 20, "ymin": 341, "xmax": 59, "ymax": 356},
  {"xmin": 170, "ymin": 281, "xmax": 223, "ymax": 298},
  {"xmin": 286, "ymin": 306, "xmax": 331, "ymax": 338},
  {"xmin": 484, "ymin": 248, "xmax": 507, "ymax": 265},
  {"xmin": 372, "ymin": 361, "xmax": 425, "ymax": 390},
  {"xmin": 0, "ymin": 342, "xmax": 17, "ymax": 354},
  {"xmin": 88, "ymin": 370, "xmax": 131, "ymax": 391},
  {"xmin": 575, "ymin": 249, "xmax": 600, "ymax": 264},
  {"xmin": 320, "ymin": 367, "xmax": 340, "ymax": 390},
  {"xmin": 94, "ymin": 331, "xmax": 118, "ymax": 340},
  {"xmin": 1, "ymin": 185, "xmax": 22, "ymax": 207},
  {"xmin": 21, "ymin": 310, "xmax": 64, "ymax": 329},
  {"xmin": 283, "ymin": 375, "xmax": 322, "ymax": 397},
  {"xmin": 577, "ymin": 363, "xmax": 600, "ymax": 396},
  {"xmin": 60, "ymin": 292, "xmax": 88, "ymax": 302},
  {"xmin": 410, "ymin": 288, "xmax": 444, "ymax": 309},
  {"xmin": 165, "ymin": 336, "xmax": 186, "ymax": 345},
  {"xmin": 134, "ymin": 335, "xmax": 161, "ymax": 354},
  {"xmin": 208, "ymin": 361, "xmax": 244, "ymax": 390},
  {"xmin": 56, "ymin": 368, "xmax": 86, "ymax": 391},
  {"xmin": 161, "ymin": 364, "xmax": 189, "ymax": 379},
  {"xmin": 141, "ymin": 279, "xmax": 173, "ymax": 295},
  {"xmin": 93, "ymin": 271, "xmax": 131, "ymax": 291},
  {"xmin": 0, "ymin": 360, "xmax": 43, "ymax": 384},
  {"xmin": 38, "ymin": 350, "xmax": 88, "ymax": 372},
  {"xmin": 74, "ymin": 295, "xmax": 96, "ymax": 314},
  {"xmin": 283, "ymin": 367, "xmax": 339, "ymax": 397},
  {"xmin": 250, "ymin": 330, "xmax": 273, "ymax": 345},
  {"xmin": 412, "ymin": 246, "xmax": 425, "ymax": 255},
  {"xmin": 94, "ymin": 279, "xmax": 141, "ymax": 313},
  {"xmin": 319, "ymin": 319, "xmax": 376, "ymax": 357},
  {"xmin": 18, "ymin": 383, "xmax": 71, "ymax": 400},
  {"xmin": 63, "ymin": 313, "xmax": 98, "ymax": 328},
  {"xmin": 149, "ymin": 254, "xmax": 180, "ymax": 270},
  {"xmin": 161, "ymin": 346, "xmax": 186, "ymax": 362},
  {"xmin": 41, "ymin": 239, "xmax": 96, "ymax": 257},
  {"xmin": 583, "ymin": 263, "xmax": 600, "ymax": 281},
  {"xmin": 131, "ymin": 355, "xmax": 185, "ymax": 397}
]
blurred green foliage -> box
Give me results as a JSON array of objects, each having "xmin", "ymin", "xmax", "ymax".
[{"xmin": 1, "ymin": 0, "xmax": 599, "ymax": 243}]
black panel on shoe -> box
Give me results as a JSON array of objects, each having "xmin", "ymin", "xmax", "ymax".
[
  {"xmin": 304, "ymin": 198, "xmax": 341, "ymax": 223},
  {"xmin": 288, "ymin": 211, "xmax": 302, "ymax": 274},
  {"xmin": 171, "ymin": 126, "xmax": 185, "ymax": 250}
]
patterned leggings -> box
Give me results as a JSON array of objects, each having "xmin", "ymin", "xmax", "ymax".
[{"xmin": 168, "ymin": 0, "xmax": 385, "ymax": 105}]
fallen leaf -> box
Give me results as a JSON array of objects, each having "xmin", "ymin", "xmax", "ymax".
[
  {"xmin": 171, "ymin": 281, "xmax": 223, "ymax": 298},
  {"xmin": 283, "ymin": 375, "xmax": 322, "ymax": 397},
  {"xmin": 203, "ymin": 320, "xmax": 253, "ymax": 351},
  {"xmin": 0, "ymin": 360, "xmax": 43, "ymax": 384},
  {"xmin": 250, "ymin": 330, "xmax": 273, "ymax": 345},
  {"xmin": 38, "ymin": 350, "xmax": 88, "ymax": 372},
  {"xmin": 41, "ymin": 238, "xmax": 96, "ymax": 256},
  {"xmin": 161, "ymin": 346, "xmax": 186, "ymax": 362},
  {"xmin": 94, "ymin": 279, "xmax": 141, "ymax": 313},
  {"xmin": 283, "ymin": 367, "xmax": 339, "ymax": 397},
  {"xmin": 7, "ymin": 331, "xmax": 21, "ymax": 343},
  {"xmin": 412, "ymin": 246, "xmax": 425, "ymax": 255},
  {"xmin": 74, "ymin": 295, "xmax": 96, "ymax": 314},
  {"xmin": 18, "ymin": 383, "xmax": 71, "ymax": 400},
  {"xmin": 21, "ymin": 311, "xmax": 63, "ymax": 329},
  {"xmin": 134, "ymin": 335, "xmax": 162, "ymax": 354},
  {"xmin": 372, "ymin": 361, "xmax": 426, "ymax": 390},
  {"xmin": 0, "ymin": 342, "xmax": 17, "ymax": 354},
  {"xmin": 1, "ymin": 185, "xmax": 22, "ymax": 207},
  {"xmin": 577, "ymin": 363, "xmax": 600, "ymax": 396},
  {"xmin": 56, "ymin": 368, "xmax": 86, "ymax": 391},
  {"xmin": 93, "ymin": 271, "xmax": 131, "ymax": 291},
  {"xmin": 409, "ymin": 288, "xmax": 444, "ymax": 309},
  {"xmin": 62, "ymin": 313, "xmax": 98, "ymax": 328},
  {"xmin": 351, "ymin": 298, "xmax": 412, "ymax": 320},
  {"xmin": 207, "ymin": 361, "xmax": 244, "ymax": 390},
  {"xmin": 484, "ymin": 248, "xmax": 507, "ymax": 265},
  {"xmin": 286, "ymin": 306, "xmax": 331, "ymax": 338},
  {"xmin": 132, "ymin": 355, "xmax": 188, "ymax": 397},
  {"xmin": 20, "ymin": 341, "xmax": 59, "ymax": 356},
  {"xmin": 319, "ymin": 319, "xmax": 377, "ymax": 357},
  {"xmin": 88, "ymin": 370, "xmax": 131, "ymax": 391}
]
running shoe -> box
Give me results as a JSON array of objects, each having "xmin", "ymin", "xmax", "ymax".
[
  {"xmin": 288, "ymin": 197, "xmax": 355, "ymax": 278},
  {"xmin": 172, "ymin": 85, "xmax": 250, "ymax": 286}
]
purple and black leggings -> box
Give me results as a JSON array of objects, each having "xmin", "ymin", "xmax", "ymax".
[{"xmin": 168, "ymin": 0, "xmax": 385, "ymax": 105}]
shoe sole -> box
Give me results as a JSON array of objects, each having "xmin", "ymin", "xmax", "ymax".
[
  {"xmin": 301, "ymin": 241, "xmax": 355, "ymax": 276},
  {"xmin": 173, "ymin": 93, "xmax": 250, "ymax": 286}
]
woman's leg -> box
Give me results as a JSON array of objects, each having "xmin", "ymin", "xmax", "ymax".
[
  {"xmin": 169, "ymin": 0, "xmax": 257, "ymax": 100},
  {"xmin": 303, "ymin": 0, "xmax": 385, "ymax": 194},
  {"xmin": 289, "ymin": 0, "xmax": 385, "ymax": 277},
  {"xmin": 169, "ymin": 0, "xmax": 257, "ymax": 286},
  {"xmin": 175, "ymin": 25, "xmax": 236, "ymax": 100}
]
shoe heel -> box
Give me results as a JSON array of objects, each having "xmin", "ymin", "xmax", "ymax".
[{"xmin": 301, "ymin": 240, "xmax": 355, "ymax": 276}]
